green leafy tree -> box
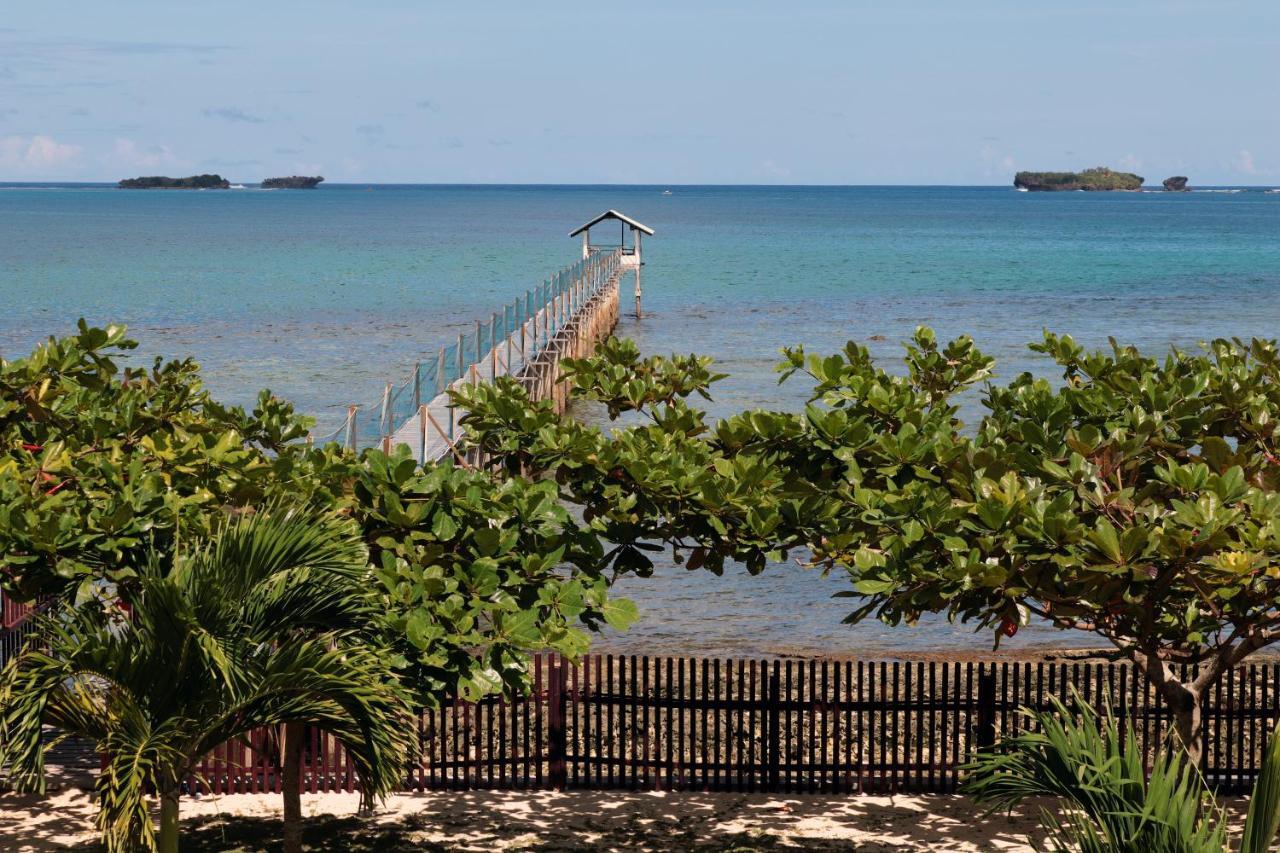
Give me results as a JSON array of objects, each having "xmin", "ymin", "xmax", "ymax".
[
  {"xmin": 964, "ymin": 693, "xmax": 1280, "ymax": 852},
  {"xmin": 336, "ymin": 445, "xmax": 641, "ymax": 705},
  {"xmin": 463, "ymin": 331, "xmax": 1280, "ymax": 763},
  {"xmin": 0, "ymin": 324, "xmax": 639, "ymax": 701},
  {"xmin": 0, "ymin": 321, "xmax": 317, "ymax": 604},
  {"xmin": 0, "ymin": 324, "xmax": 642, "ymax": 848},
  {"xmin": 0, "ymin": 509, "xmax": 412, "ymax": 853}
]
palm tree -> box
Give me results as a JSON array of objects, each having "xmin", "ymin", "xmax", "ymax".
[
  {"xmin": 0, "ymin": 508, "xmax": 413, "ymax": 853},
  {"xmin": 963, "ymin": 693, "xmax": 1280, "ymax": 852}
]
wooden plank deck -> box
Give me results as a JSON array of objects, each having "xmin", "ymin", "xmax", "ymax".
[{"xmin": 387, "ymin": 261, "xmax": 622, "ymax": 463}]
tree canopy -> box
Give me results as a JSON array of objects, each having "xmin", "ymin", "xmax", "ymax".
[
  {"xmin": 463, "ymin": 330, "xmax": 1280, "ymax": 758},
  {"xmin": 0, "ymin": 323, "xmax": 637, "ymax": 706}
]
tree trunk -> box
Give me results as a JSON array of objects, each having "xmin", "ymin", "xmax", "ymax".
[
  {"xmin": 157, "ymin": 786, "xmax": 181, "ymax": 853},
  {"xmin": 282, "ymin": 722, "xmax": 305, "ymax": 853},
  {"xmin": 1162, "ymin": 681, "xmax": 1203, "ymax": 767}
]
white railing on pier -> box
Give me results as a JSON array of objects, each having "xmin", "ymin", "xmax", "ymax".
[{"xmin": 310, "ymin": 248, "xmax": 622, "ymax": 463}]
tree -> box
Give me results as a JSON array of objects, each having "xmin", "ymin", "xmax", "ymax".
[
  {"xmin": 0, "ymin": 321, "xmax": 318, "ymax": 605},
  {"xmin": 0, "ymin": 324, "xmax": 638, "ymax": 702},
  {"xmin": 0, "ymin": 509, "xmax": 413, "ymax": 853},
  {"xmin": 0, "ymin": 324, "xmax": 642, "ymax": 848},
  {"xmin": 964, "ymin": 693, "xmax": 1280, "ymax": 852},
  {"xmin": 462, "ymin": 331, "xmax": 1280, "ymax": 763}
]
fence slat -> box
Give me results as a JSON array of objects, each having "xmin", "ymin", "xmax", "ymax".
[{"xmin": 170, "ymin": 651, "xmax": 1280, "ymax": 798}]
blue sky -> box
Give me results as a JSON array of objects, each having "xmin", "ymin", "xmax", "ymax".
[{"xmin": 1, "ymin": 1, "xmax": 1276, "ymax": 184}]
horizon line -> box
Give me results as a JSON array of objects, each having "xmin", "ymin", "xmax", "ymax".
[{"xmin": 2, "ymin": 180, "xmax": 1277, "ymax": 189}]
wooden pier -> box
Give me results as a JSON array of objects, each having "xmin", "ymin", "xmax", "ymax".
[{"xmin": 317, "ymin": 211, "xmax": 651, "ymax": 464}]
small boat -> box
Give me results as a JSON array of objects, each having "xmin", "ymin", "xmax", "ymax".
[{"xmin": 662, "ymin": 189, "xmax": 673, "ymax": 196}]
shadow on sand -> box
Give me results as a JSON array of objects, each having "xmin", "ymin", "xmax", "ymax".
[{"xmin": 9, "ymin": 788, "xmax": 1055, "ymax": 852}]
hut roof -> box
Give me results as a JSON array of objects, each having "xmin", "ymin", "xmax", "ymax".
[{"xmin": 569, "ymin": 209, "xmax": 655, "ymax": 237}]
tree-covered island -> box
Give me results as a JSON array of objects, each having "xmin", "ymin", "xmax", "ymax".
[{"xmin": 1014, "ymin": 167, "xmax": 1144, "ymax": 191}]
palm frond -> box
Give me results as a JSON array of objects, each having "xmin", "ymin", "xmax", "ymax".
[
  {"xmin": 1241, "ymin": 716, "xmax": 1280, "ymax": 853},
  {"xmin": 0, "ymin": 506, "xmax": 403, "ymax": 852},
  {"xmin": 962, "ymin": 692, "xmax": 1226, "ymax": 853},
  {"xmin": 196, "ymin": 636, "xmax": 413, "ymax": 798},
  {"xmin": 180, "ymin": 506, "xmax": 368, "ymax": 608}
]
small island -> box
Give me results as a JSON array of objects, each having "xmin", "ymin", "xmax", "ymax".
[
  {"xmin": 1163, "ymin": 176, "xmax": 1190, "ymax": 192},
  {"xmin": 1013, "ymin": 167, "xmax": 1144, "ymax": 192},
  {"xmin": 261, "ymin": 175, "xmax": 324, "ymax": 189},
  {"xmin": 118, "ymin": 174, "xmax": 230, "ymax": 189}
]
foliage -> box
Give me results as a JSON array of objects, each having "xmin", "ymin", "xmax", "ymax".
[
  {"xmin": 455, "ymin": 336, "xmax": 834, "ymax": 578},
  {"xmin": 338, "ymin": 446, "xmax": 639, "ymax": 704},
  {"xmin": 465, "ymin": 329, "xmax": 1280, "ymax": 755},
  {"xmin": 0, "ymin": 509, "xmax": 412, "ymax": 853},
  {"xmin": 963, "ymin": 693, "xmax": 1280, "ymax": 852},
  {"xmin": 964, "ymin": 694, "xmax": 1226, "ymax": 852},
  {"xmin": 1014, "ymin": 167, "xmax": 1144, "ymax": 190},
  {"xmin": 0, "ymin": 321, "xmax": 317, "ymax": 604},
  {"xmin": 117, "ymin": 175, "xmax": 231, "ymax": 189},
  {"xmin": 0, "ymin": 324, "xmax": 638, "ymax": 707}
]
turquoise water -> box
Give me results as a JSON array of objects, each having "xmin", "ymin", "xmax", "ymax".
[{"xmin": 3, "ymin": 183, "xmax": 1279, "ymax": 656}]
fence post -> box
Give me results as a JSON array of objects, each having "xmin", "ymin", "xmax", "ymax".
[
  {"xmin": 345, "ymin": 405, "xmax": 358, "ymax": 450},
  {"xmin": 768, "ymin": 663, "xmax": 781, "ymax": 792},
  {"xmin": 976, "ymin": 667, "xmax": 997, "ymax": 751},
  {"xmin": 549, "ymin": 658, "xmax": 568, "ymax": 789},
  {"xmin": 412, "ymin": 363, "xmax": 421, "ymax": 412}
]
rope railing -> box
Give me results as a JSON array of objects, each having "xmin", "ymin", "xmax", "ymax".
[{"xmin": 310, "ymin": 248, "xmax": 622, "ymax": 460}]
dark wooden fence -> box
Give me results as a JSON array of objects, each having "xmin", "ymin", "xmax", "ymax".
[
  {"xmin": 0, "ymin": 593, "xmax": 38, "ymax": 669},
  {"xmin": 2, "ymin": 601, "xmax": 1275, "ymax": 798},
  {"xmin": 182, "ymin": 652, "xmax": 1280, "ymax": 797}
]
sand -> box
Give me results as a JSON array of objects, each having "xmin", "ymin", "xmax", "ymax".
[{"xmin": 1, "ymin": 785, "xmax": 1057, "ymax": 852}]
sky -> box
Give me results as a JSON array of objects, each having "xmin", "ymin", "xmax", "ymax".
[{"xmin": 1, "ymin": 1, "xmax": 1277, "ymax": 185}]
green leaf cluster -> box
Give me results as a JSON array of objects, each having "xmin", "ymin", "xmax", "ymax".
[
  {"xmin": 465, "ymin": 327, "xmax": 1280, "ymax": 732},
  {"xmin": 0, "ymin": 324, "xmax": 638, "ymax": 712},
  {"xmin": 964, "ymin": 692, "xmax": 1280, "ymax": 852}
]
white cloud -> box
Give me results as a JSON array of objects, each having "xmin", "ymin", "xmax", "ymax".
[
  {"xmin": 1236, "ymin": 149, "xmax": 1259, "ymax": 175},
  {"xmin": 0, "ymin": 134, "xmax": 83, "ymax": 174},
  {"xmin": 979, "ymin": 143, "xmax": 1016, "ymax": 177},
  {"xmin": 107, "ymin": 138, "xmax": 183, "ymax": 171},
  {"xmin": 203, "ymin": 107, "xmax": 265, "ymax": 124},
  {"xmin": 761, "ymin": 159, "xmax": 791, "ymax": 179},
  {"xmin": 1118, "ymin": 153, "xmax": 1143, "ymax": 172}
]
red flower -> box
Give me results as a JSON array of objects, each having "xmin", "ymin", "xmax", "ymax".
[
  {"xmin": 1000, "ymin": 618, "xmax": 1018, "ymax": 638},
  {"xmin": 21, "ymin": 443, "xmax": 42, "ymax": 452}
]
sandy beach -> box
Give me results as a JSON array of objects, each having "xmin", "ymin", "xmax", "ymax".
[{"xmin": 2, "ymin": 786, "xmax": 1058, "ymax": 851}]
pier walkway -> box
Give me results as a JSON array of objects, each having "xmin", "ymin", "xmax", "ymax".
[{"xmin": 311, "ymin": 244, "xmax": 625, "ymax": 464}]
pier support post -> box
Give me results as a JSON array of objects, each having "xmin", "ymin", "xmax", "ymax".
[
  {"xmin": 345, "ymin": 405, "xmax": 358, "ymax": 450},
  {"xmin": 379, "ymin": 382, "xmax": 392, "ymax": 447},
  {"xmin": 419, "ymin": 405, "xmax": 429, "ymax": 462}
]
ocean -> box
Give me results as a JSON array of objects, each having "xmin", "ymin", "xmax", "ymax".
[{"xmin": 3, "ymin": 182, "xmax": 1279, "ymax": 657}]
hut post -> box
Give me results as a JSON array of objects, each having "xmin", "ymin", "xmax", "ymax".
[{"xmin": 634, "ymin": 228, "xmax": 643, "ymax": 318}]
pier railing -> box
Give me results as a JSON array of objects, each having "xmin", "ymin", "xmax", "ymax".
[{"xmin": 309, "ymin": 247, "xmax": 622, "ymax": 462}]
